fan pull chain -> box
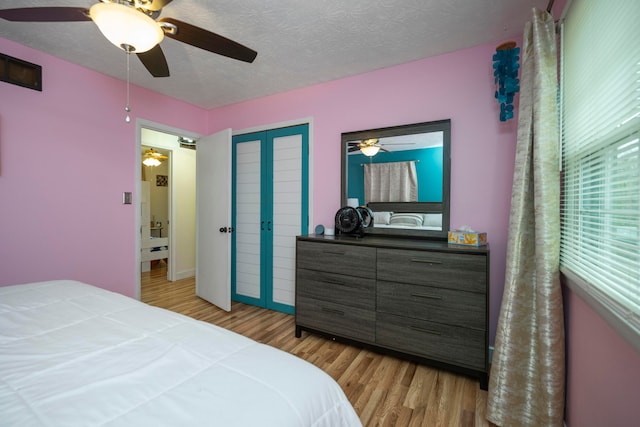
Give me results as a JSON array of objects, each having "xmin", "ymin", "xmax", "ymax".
[{"xmin": 125, "ymin": 49, "xmax": 131, "ymax": 123}]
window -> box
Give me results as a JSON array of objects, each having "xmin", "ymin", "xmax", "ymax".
[{"xmin": 560, "ymin": 0, "xmax": 639, "ymax": 347}]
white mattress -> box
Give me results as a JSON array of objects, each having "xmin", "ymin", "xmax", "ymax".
[{"xmin": 0, "ymin": 280, "xmax": 361, "ymax": 427}]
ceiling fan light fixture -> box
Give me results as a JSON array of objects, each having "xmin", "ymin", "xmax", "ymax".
[
  {"xmin": 90, "ymin": 2, "xmax": 164, "ymax": 53},
  {"xmin": 142, "ymin": 148, "xmax": 166, "ymax": 167},
  {"xmin": 360, "ymin": 145, "xmax": 380, "ymax": 157},
  {"xmin": 142, "ymin": 156, "xmax": 162, "ymax": 167}
]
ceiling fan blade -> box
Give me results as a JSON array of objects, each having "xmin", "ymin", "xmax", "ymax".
[
  {"xmin": 137, "ymin": 45, "xmax": 170, "ymax": 77},
  {"xmin": 159, "ymin": 17, "xmax": 257, "ymax": 63},
  {"xmin": 140, "ymin": 0, "xmax": 175, "ymax": 12},
  {"xmin": 0, "ymin": 7, "xmax": 90, "ymax": 22}
]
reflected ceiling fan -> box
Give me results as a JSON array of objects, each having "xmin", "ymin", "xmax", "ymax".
[
  {"xmin": 348, "ymin": 139, "xmax": 387, "ymax": 157},
  {"xmin": 0, "ymin": 0, "xmax": 258, "ymax": 78},
  {"xmin": 348, "ymin": 138, "xmax": 414, "ymax": 157}
]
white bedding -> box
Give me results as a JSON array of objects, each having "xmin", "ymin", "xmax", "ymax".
[{"xmin": 0, "ymin": 280, "xmax": 361, "ymax": 427}]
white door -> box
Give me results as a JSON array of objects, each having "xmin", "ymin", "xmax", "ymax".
[{"xmin": 196, "ymin": 128, "xmax": 232, "ymax": 311}]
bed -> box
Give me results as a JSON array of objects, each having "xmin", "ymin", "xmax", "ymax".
[
  {"xmin": 0, "ymin": 280, "xmax": 361, "ymax": 426},
  {"xmin": 371, "ymin": 211, "xmax": 442, "ymax": 230}
]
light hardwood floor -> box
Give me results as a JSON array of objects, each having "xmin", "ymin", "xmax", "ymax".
[{"xmin": 141, "ymin": 264, "xmax": 495, "ymax": 427}]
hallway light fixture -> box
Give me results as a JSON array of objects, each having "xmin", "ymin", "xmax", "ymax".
[{"xmin": 178, "ymin": 136, "xmax": 197, "ymax": 150}]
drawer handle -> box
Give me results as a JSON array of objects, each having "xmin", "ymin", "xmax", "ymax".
[
  {"xmin": 321, "ymin": 307, "xmax": 345, "ymax": 316},
  {"xmin": 324, "ymin": 279, "xmax": 349, "ymax": 287},
  {"xmin": 411, "ymin": 293, "xmax": 442, "ymax": 300},
  {"xmin": 410, "ymin": 258, "xmax": 443, "ymax": 265},
  {"xmin": 324, "ymin": 250, "xmax": 346, "ymax": 255},
  {"xmin": 410, "ymin": 326, "xmax": 441, "ymax": 336}
]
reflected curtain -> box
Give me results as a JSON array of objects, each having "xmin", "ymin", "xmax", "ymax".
[
  {"xmin": 487, "ymin": 8, "xmax": 565, "ymax": 427},
  {"xmin": 364, "ymin": 161, "xmax": 417, "ymax": 203}
]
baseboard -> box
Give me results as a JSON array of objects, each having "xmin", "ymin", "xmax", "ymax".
[{"xmin": 175, "ymin": 269, "xmax": 195, "ymax": 280}]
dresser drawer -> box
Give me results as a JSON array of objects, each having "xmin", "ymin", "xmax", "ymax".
[
  {"xmin": 297, "ymin": 268, "xmax": 375, "ymax": 310},
  {"xmin": 376, "ymin": 313, "xmax": 486, "ymax": 370},
  {"xmin": 377, "ymin": 281, "xmax": 485, "ymax": 329},
  {"xmin": 297, "ymin": 241, "xmax": 376, "ymax": 278},
  {"xmin": 377, "ymin": 249, "xmax": 487, "ymax": 293},
  {"xmin": 296, "ymin": 295, "xmax": 375, "ymax": 342}
]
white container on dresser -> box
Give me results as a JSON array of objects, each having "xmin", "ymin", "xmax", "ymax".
[{"xmin": 295, "ymin": 234, "xmax": 490, "ymax": 389}]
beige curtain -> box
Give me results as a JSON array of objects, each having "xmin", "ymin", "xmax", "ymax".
[
  {"xmin": 486, "ymin": 8, "xmax": 565, "ymax": 427},
  {"xmin": 364, "ymin": 161, "xmax": 417, "ymax": 203}
]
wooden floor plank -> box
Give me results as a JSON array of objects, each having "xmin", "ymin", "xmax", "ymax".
[{"xmin": 141, "ymin": 264, "xmax": 495, "ymax": 427}]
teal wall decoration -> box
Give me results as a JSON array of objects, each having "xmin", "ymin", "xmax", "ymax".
[{"xmin": 493, "ymin": 42, "xmax": 520, "ymax": 121}]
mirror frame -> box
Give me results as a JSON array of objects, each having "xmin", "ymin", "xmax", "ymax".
[{"xmin": 341, "ymin": 119, "xmax": 451, "ymax": 240}]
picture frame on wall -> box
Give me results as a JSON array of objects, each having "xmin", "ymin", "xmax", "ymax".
[{"xmin": 156, "ymin": 175, "xmax": 168, "ymax": 187}]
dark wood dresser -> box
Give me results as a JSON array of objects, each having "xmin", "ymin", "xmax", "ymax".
[{"xmin": 295, "ymin": 234, "xmax": 490, "ymax": 389}]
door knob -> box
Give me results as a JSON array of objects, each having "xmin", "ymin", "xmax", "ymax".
[{"xmin": 219, "ymin": 227, "xmax": 227, "ymax": 233}]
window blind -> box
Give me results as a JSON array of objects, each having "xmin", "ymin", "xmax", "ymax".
[{"xmin": 560, "ymin": 0, "xmax": 640, "ymax": 344}]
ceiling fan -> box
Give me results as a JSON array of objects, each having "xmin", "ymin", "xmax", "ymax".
[
  {"xmin": 142, "ymin": 148, "xmax": 168, "ymax": 166},
  {"xmin": 0, "ymin": 0, "xmax": 258, "ymax": 78},
  {"xmin": 348, "ymin": 138, "xmax": 388, "ymax": 156},
  {"xmin": 348, "ymin": 138, "xmax": 416, "ymax": 157}
]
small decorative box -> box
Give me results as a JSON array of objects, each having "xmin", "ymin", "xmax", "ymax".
[{"xmin": 448, "ymin": 230, "xmax": 488, "ymax": 246}]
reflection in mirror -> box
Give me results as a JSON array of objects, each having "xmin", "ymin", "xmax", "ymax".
[
  {"xmin": 346, "ymin": 132, "xmax": 443, "ymax": 204},
  {"xmin": 341, "ymin": 120, "xmax": 450, "ymax": 239}
]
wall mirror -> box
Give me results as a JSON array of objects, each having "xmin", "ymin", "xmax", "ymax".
[{"xmin": 341, "ymin": 119, "xmax": 450, "ymax": 239}]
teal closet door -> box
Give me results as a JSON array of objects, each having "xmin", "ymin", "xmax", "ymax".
[{"xmin": 232, "ymin": 124, "xmax": 308, "ymax": 313}]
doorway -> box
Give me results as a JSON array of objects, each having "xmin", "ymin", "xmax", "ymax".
[
  {"xmin": 135, "ymin": 122, "xmax": 199, "ymax": 300},
  {"xmin": 141, "ymin": 145, "xmax": 170, "ymax": 275}
]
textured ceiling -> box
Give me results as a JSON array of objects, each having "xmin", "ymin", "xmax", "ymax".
[{"xmin": 0, "ymin": 0, "xmax": 551, "ymax": 109}]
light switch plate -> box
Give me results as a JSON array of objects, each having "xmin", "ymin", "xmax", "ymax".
[{"xmin": 123, "ymin": 192, "xmax": 132, "ymax": 204}]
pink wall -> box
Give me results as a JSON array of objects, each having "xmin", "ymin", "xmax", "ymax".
[
  {"xmin": 563, "ymin": 278, "xmax": 640, "ymax": 427},
  {"xmin": 207, "ymin": 43, "xmax": 518, "ymax": 344},
  {"xmin": 0, "ymin": 37, "xmax": 207, "ymax": 297}
]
